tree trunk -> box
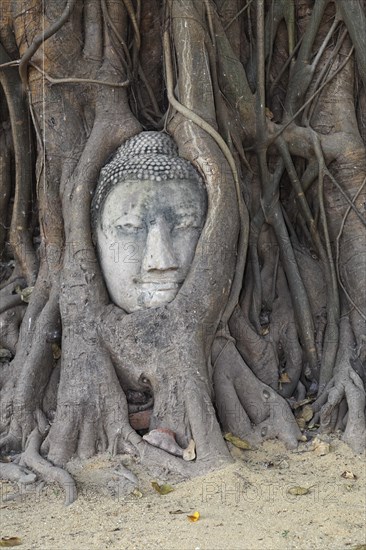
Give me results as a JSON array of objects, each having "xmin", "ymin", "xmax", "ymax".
[{"xmin": 0, "ymin": 0, "xmax": 365, "ymax": 503}]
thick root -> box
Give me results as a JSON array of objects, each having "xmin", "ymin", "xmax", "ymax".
[
  {"xmin": 343, "ymin": 369, "xmax": 366, "ymax": 451},
  {"xmin": 320, "ymin": 316, "xmax": 366, "ymax": 453},
  {"xmin": 0, "ymin": 305, "xmax": 26, "ymax": 355},
  {"xmin": 213, "ymin": 337, "xmax": 303, "ymax": 449},
  {"xmin": 320, "ymin": 365, "xmax": 366, "ymax": 453},
  {"xmin": 21, "ymin": 428, "xmax": 77, "ymax": 506},
  {"xmin": 0, "ymin": 462, "xmax": 36, "ymax": 484}
]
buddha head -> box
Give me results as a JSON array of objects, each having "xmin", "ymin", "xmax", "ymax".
[{"xmin": 92, "ymin": 132, "xmax": 207, "ymax": 313}]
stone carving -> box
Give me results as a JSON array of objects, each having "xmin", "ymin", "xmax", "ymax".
[{"xmin": 92, "ymin": 132, "xmax": 207, "ymax": 312}]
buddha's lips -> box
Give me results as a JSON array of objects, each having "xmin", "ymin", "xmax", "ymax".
[{"xmin": 139, "ymin": 282, "xmax": 181, "ymax": 291}]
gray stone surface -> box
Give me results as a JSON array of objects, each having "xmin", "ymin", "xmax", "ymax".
[{"xmin": 93, "ymin": 132, "xmax": 207, "ymax": 312}]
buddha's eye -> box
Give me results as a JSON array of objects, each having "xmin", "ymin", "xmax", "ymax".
[
  {"xmin": 115, "ymin": 223, "xmax": 143, "ymax": 234},
  {"xmin": 174, "ymin": 219, "xmax": 201, "ymax": 231}
]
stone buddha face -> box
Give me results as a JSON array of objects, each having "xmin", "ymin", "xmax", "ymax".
[{"xmin": 93, "ymin": 133, "xmax": 207, "ymax": 312}]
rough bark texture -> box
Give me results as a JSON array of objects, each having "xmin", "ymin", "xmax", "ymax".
[{"xmin": 0, "ymin": 0, "xmax": 365, "ymax": 503}]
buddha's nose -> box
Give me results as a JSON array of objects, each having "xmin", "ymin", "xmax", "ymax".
[{"xmin": 142, "ymin": 219, "xmax": 179, "ymax": 272}]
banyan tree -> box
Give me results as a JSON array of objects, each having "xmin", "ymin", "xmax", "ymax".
[{"xmin": 0, "ymin": 0, "xmax": 365, "ymax": 503}]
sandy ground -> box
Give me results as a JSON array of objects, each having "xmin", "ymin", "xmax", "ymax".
[{"xmin": 1, "ymin": 435, "xmax": 365, "ymax": 550}]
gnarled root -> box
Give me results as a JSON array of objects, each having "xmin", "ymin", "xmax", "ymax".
[
  {"xmin": 0, "ymin": 461, "xmax": 36, "ymax": 485},
  {"xmin": 319, "ymin": 317, "xmax": 366, "ymax": 453},
  {"xmin": 143, "ymin": 428, "xmax": 196, "ymax": 461},
  {"xmin": 320, "ymin": 365, "xmax": 366, "ymax": 453},
  {"xmin": 142, "ymin": 374, "xmax": 232, "ymax": 473},
  {"xmin": 21, "ymin": 427, "xmax": 77, "ymax": 506},
  {"xmin": 212, "ymin": 336, "xmax": 303, "ymax": 450},
  {"xmin": 0, "ymin": 305, "xmax": 26, "ymax": 355}
]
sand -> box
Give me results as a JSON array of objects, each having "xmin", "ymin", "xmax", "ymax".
[{"xmin": 1, "ymin": 435, "xmax": 365, "ymax": 550}]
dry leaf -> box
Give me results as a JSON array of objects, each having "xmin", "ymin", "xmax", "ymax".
[
  {"xmin": 0, "ymin": 538, "xmax": 22, "ymax": 547},
  {"xmin": 151, "ymin": 481, "xmax": 174, "ymax": 495},
  {"xmin": 292, "ymin": 397, "xmax": 315, "ymax": 410},
  {"xmin": 310, "ymin": 437, "xmax": 330, "ymax": 456},
  {"xmin": 0, "ymin": 456, "xmax": 11, "ymax": 463},
  {"xmin": 131, "ymin": 488, "xmax": 143, "ymax": 498},
  {"xmin": 187, "ymin": 511, "xmax": 200, "ymax": 522},
  {"xmin": 341, "ymin": 470, "xmax": 357, "ymax": 480},
  {"xmin": 15, "ymin": 286, "xmax": 34, "ymax": 303},
  {"xmin": 51, "ymin": 344, "xmax": 61, "ymax": 360},
  {"xmin": 183, "ymin": 439, "xmax": 196, "ymax": 462},
  {"xmin": 265, "ymin": 107, "xmax": 274, "ymax": 120},
  {"xmin": 279, "ymin": 372, "xmax": 291, "ymax": 383},
  {"xmin": 296, "ymin": 417, "xmax": 306, "ymax": 430},
  {"xmin": 302, "ymin": 405, "xmax": 313, "ymax": 422},
  {"xmin": 287, "ymin": 486, "xmax": 309, "ymax": 496},
  {"xmin": 278, "ymin": 459, "xmax": 289, "ymax": 470},
  {"xmin": 224, "ymin": 433, "xmax": 251, "ymax": 450}
]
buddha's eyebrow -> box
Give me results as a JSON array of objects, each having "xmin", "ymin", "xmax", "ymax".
[
  {"xmin": 175, "ymin": 208, "xmax": 202, "ymax": 219},
  {"xmin": 175, "ymin": 212, "xmax": 198, "ymax": 220},
  {"xmin": 111, "ymin": 213, "xmax": 144, "ymax": 225}
]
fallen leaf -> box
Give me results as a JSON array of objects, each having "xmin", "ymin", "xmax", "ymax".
[
  {"xmin": 296, "ymin": 417, "xmax": 306, "ymax": 430},
  {"xmin": 0, "ymin": 538, "xmax": 22, "ymax": 547},
  {"xmin": 302, "ymin": 405, "xmax": 314, "ymax": 422},
  {"xmin": 310, "ymin": 437, "xmax": 330, "ymax": 456},
  {"xmin": 187, "ymin": 511, "xmax": 200, "ymax": 522},
  {"xmin": 224, "ymin": 433, "xmax": 251, "ymax": 450},
  {"xmin": 15, "ymin": 286, "xmax": 34, "ymax": 303},
  {"xmin": 278, "ymin": 459, "xmax": 289, "ymax": 470},
  {"xmin": 51, "ymin": 344, "xmax": 61, "ymax": 360},
  {"xmin": 279, "ymin": 372, "xmax": 291, "ymax": 383},
  {"xmin": 287, "ymin": 486, "xmax": 310, "ymax": 496},
  {"xmin": 292, "ymin": 397, "xmax": 315, "ymax": 410},
  {"xmin": 341, "ymin": 470, "xmax": 357, "ymax": 480},
  {"xmin": 183, "ymin": 439, "xmax": 196, "ymax": 461},
  {"xmin": 265, "ymin": 107, "xmax": 274, "ymax": 120},
  {"xmin": 151, "ymin": 481, "xmax": 174, "ymax": 495},
  {"xmin": 0, "ymin": 456, "xmax": 11, "ymax": 463},
  {"xmin": 131, "ymin": 488, "xmax": 143, "ymax": 498}
]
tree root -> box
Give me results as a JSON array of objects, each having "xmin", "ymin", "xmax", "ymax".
[
  {"xmin": 136, "ymin": 437, "xmax": 230, "ymax": 479},
  {"xmin": 21, "ymin": 428, "xmax": 77, "ymax": 506},
  {"xmin": 319, "ymin": 316, "xmax": 366, "ymax": 453},
  {"xmin": 18, "ymin": 0, "xmax": 78, "ymax": 90},
  {"xmin": 1, "ymin": 0, "xmax": 365, "ymax": 488},
  {"xmin": 320, "ymin": 366, "xmax": 366, "ymax": 453},
  {"xmin": 0, "ymin": 43, "xmax": 38, "ymax": 285},
  {"xmin": 0, "ymin": 294, "xmax": 23, "ymax": 315},
  {"xmin": 0, "ymin": 305, "xmax": 26, "ymax": 355},
  {"xmin": 142, "ymin": 429, "xmax": 196, "ymax": 461},
  {"xmin": 212, "ymin": 337, "xmax": 303, "ymax": 450},
  {"xmin": 229, "ymin": 305, "xmax": 279, "ymax": 389},
  {"xmin": 0, "ymin": 461, "xmax": 36, "ymax": 484}
]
